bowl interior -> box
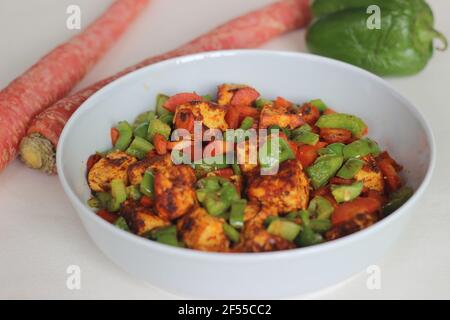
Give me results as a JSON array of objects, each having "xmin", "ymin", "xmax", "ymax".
[{"xmin": 58, "ymin": 50, "xmax": 433, "ymax": 225}]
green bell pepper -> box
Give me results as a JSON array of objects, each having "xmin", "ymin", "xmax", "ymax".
[
  {"xmin": 331, "ymin": 181, "xmax": 364, "ymax": 203},
  {"xmin": 343, "ymin": 139, "xmax": 372, "ymax": 159},
  {"xmin": 230, "ymin": 199, "xmax": 246, "ymax": 229},
  {"xmin": 267, "ymin": 219, "xmax": 301, "ymax": 242},
  {"xmin": 259, "ymin": 136, "xmax": 296, "ymax": 169},
  {"xmin": 114, "ymin": 217, "xmax": 130, "ymax": 231},
  {"xmin": 114, "ymin": 121, "xmax": 133, "ymax": 151},
  {"xmin": 255, "ymin": 98, "xmax": 273, "ymax": 109},
  {"xmin": 306, "ymin": 155, "xmax": 344, "ymax": 189},
  {"xmin": 309, "ymin": 99, "xmax": 328, "ymax": 112},
  {"xmin": 126, "ymin": 136, "xmax": 154, "ymax": 159},
  {"xmin": 140, "ymin": 170, "xmax": 155, "ymax": 198},
  {"xmin": 223, "ymin": 223, "xmax": 240, "ymax": 243},
  {"xmin": 109, "ymin": 179, "xmax": 127, "ymax": 212},
  {"xmin": 307, "ymin": 0, "xmax": 447, "ymax": 76},
  {"xmin": 148, "ymin": 118, "xmax": 171, "ymax": 142},
  {"xmin": 308, "ymin": 196, "xmax": 334, "ymax": 220},
  {"xmin": 337, "ymin": 158, "xmax": 365, "ymax": 179},
  {"xmin": 155, "ymin": 94, "xmax": 170, "ymax": 117},
  {"xmin": 382, "ymin": 186, "xmax": 414, "ymax": 215},
  {"xmin": 316, "ymin": 113, "xmax": 367, "ymax": 138},
  {"xmin": 240, "ymin": 116, "xmax": 254, "ymax": 130}
]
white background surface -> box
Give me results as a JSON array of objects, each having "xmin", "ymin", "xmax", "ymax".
[{"xmin": 0, "ymin": 0, "xmax": 449, "ymax": 299}]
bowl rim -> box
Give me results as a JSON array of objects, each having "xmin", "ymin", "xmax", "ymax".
[{"xmin": 57, "ymin": 49, "xmax": 436, "ymax": 262}]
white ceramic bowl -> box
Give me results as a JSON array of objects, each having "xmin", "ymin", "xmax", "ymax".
[{"xmin": 57, "ymin": 50, "xmax": 435, "ymax": 298}]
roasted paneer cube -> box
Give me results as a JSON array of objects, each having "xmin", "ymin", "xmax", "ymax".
[
  {"xmin": 238, "ymin": 209, "xmax": 295, "ymax": 252},
  {"xmin": 127, "ymin": 154, "xmax": 173, "ymax": 185},
  {"xmin": 174, "ymin": 101, "xmax": 228, "ymax": 131},
  {"xmin": 177, "ymin": 207, "xmax": 230, "ymax": 252},
  {"xmin": 354, "ymin": 156, "xmax": 384, "ymax": 192},
  {"xmin": 246, "ymin": 159, "xmax": 310, "ymax": 214},
  {"xmin": 120, "ymin": 200, "xmax": 170, "ymax": 235},
  {"xmin": 259, "ymin": 104, "xmax": 303, "ymax": 129},
  {"xmin": 154, "ymin": 164, "xmax": 197, "ymax": 220},
  {"xmin": 88, "ymin": 151, "xmax": 136, "ymax": 192},
  {"xmin": 324, "ymin": 212, "xmax": 378, "ymax": 241}
]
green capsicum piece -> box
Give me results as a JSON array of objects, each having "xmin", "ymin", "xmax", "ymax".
[
  {"xmin": 331, "ymin": 181, "xmax": 364, "ymax": 203},
  {"xmin": 240, "ymin": 116, "xmax": 254, "ymax": 130},
  {"xmin": 109, "ymin": 179, "xmax": 127, "ymax": 212},
  {"xmin": 259, "ymin": 136, "xmax": 295, "ymax": 169},
  {"xmin": 114, "ymin": 217, "xmax": 130, "ymax": 231},
  {"xmin": 309, "ymin": 99, "xmax": 328, "ymax": 112},
  {"xmin": 293, "ymin": 131, "xmax": 320, "ymax": 146},
  {"xmin": 307, "ymin": 0, "xmax": 447, "ymax": 76},
  {"xmin": 155, "ymin": 94, "xmax": 170, "ymax": 117},
  {"xmin": 133, "ymin": 122, "xmax": 149, "ymax": 139},
  {"xmin": 140, "ymin": 170, "xmax": 155, "ymax": 198},
  {"xmin": 337, "ymin": 158, "xmax": 365, "ymax": 179},
  {"xmin": 126, "ymin": 136, "xmax": 154, "ymax": 159},
  {"xmin": 267, "ymin": 219, "xmax": 301, "ymax": 242},
  {"xmin": 382, "ymin": 186, "xmax": 414, "ymax": 215},
  {"xmin": 126, "ymin": 185, "xmax": 142, "ymax": 201},
  {"xmin": 342, "ymin": 139, "xmax": 372, "ymax": 159},
  {"xmin": 316, "ymin": 113, "xmax": 367, "ymax": 138},
  {"xmin": 154, "ymin": 225, "xmax": 180, "ymax": 247},
  {"xmin": 223, "ymin": 223, "xmax": 240, "ymax": 243},
  {"xmin": 319, "ymin": 143, "xmax": 346, "ymax": 156},
  {"xmin": 306, "ymin": 155, "xmax": 344, "ymax": 189},
  {"xmin": 114, "ymin": 121, "xmax": 133, "ymax": 151},
  {"xmin": 148, "ymin": 118, "xmax": 171, "ymax": 142},
  {"xmin": 230, "ymin": 199, "xmax": 247, "ymax": 229},
  {"xmin": 255, "ymin": 98, "xmax": 273, "ymax": 109},
  {"xmin": 308, "ymin": 196, "xmax": 334, "ymax": 220}
]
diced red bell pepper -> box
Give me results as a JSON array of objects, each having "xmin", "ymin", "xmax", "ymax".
[
  {"xmin": 96, "ymin": 210, "xmax": 119, "ymax": 224},
  {"xmin": 230, "ymin": 87, "xmax": 260, "ymax": 106},
  {"xmin": 331, "ymin": 197, "xmax": 381, "ymax": 226},
  {"xmin": 163, "ymin": 92, "xmax": 203, "ymax": 112},
  {"xmin": 110, "ymin": 127, "xmax": 119, "ymax": 146},
  {"xmin": 299, "ymin": 103, "xmax": 320, "ymax": 125}
]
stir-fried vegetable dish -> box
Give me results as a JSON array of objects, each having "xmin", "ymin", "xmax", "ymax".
[{"xmin": 85, "ymin": 84, "xmax": 413, "ymax": 253}]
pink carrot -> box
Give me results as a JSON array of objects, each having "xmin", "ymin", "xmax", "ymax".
[
  {"xmin": 20, "ymin": 0, "xmax": 312, "ymax": 173},
  {"xmin": 0, "ymin": 0, "xmax": 149, "ymax": 172}
]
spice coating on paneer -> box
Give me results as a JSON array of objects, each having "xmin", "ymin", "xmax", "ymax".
[
  {"xmin": 120, "ymin": 200, "xmax": 170, "ymax": 235},
  {"xmin": 238, "ymin": 209, "xmax": 295, "ymax": 252},
  {"xmin": 246, "ymin": 159, "xmax": 310, "ymax": 214},
  {"xmin": 174, "ymin": 101, "xmax": 228, "ymax": 131},
  {"xmin": 88, "ymin": 151, "xmax": 136, "ymax": 192},
  {"xmin": 177, "ymin": 207, "xmax": 230, "ymax": 252},
  {"xmin": 127, "ymin": 155, "xmax": 173, "ymax": 185},
  {"xmin": 259, "ymin": 104, "xmax": 304, "ymax": 129},
  {"xmin": 354, "ymin": 156, "xmax": 384, "ymax": 192},
  {"xmin": 154, "ymin": 165, "xmax": 197, "ymax": 220}
]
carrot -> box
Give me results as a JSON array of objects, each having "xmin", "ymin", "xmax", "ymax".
[
  {"xmin": 331, "ymin": 198, "xmax": 381, "ymax": 226},
  {"xmin": 225, "ymin": 106, "xmax": 241, "ymax": 129},
  {"xmin": 110, "ymin": 127, "xmax": 120, "ymax": 146},
  {"xmin": 274, "ymin": 96, "xmax": 293, "ymax": 109},
  {"xmin": 320, "ymin": 128, "xmax": 352, "ymax": 144},
  {"xmin": 296, "ymin": 141, "xmax": 327, "ymax": 168},
  {"xmin": 154, "ymin": 134, "xmax": 168, "ymax": 155},
  {"xmin": 0, "ymin": 0, "xmax": 150, "ymax": 172},
  {"xmin": 377, "ymin": 158, "xmax": 402, "ymax": 191},
  {"xmin": 230, "ymin": 87, "xmax": 260, "ymax": 106},
  {"xmin": 20, "ymin": 0, "xmax": 312, "ymax": 174},
  {"xmin": 96, "ymin": 210, "xmax": 119, "ymax": 224},
  {"xmin": 163, "ymin": 92, "xmax": 203, "ymax": 112},
  {"xmin": 212, "ymin": 168, "xmax": 234, "ymax": 179},
  {"xmin": 299, "ymin": 103, "xmax": 320, "ymax": 125},
  {"xmin": 140, "ymin": 195, "xmax": 153, "ymax": 207}
]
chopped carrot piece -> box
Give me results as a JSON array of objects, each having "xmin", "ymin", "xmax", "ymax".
[
  {"xmin": 296, "ymin": 141, "xmax": 327, "ymax": 168},
  {"xmin": 274, "ymin": 96, "xmax": 293, "ymax": 109},
  {"xmin": 331, "ymin": 197, "xmax": 381, "ymax": 226},
  {"xmin": 299, "ymin": 103, "xmax": 320, "ymax": 125},
  {"xmin": 230, "ymin": 87, "xmax": 260, "ymax": 106},
  {"xmin": 110, "ymin": 127, "xmax": 119, "ymax": 146},
  {"xmin": 154, "ymin": 133, "xmax": 168, "ymax": 155},
  {"xmin": 140, "ymin": 195, "xmax": 153, "ymax": 207},
  {"xmin": 212, "ymin": 168, "xmax": 234, "ymax": 178},
  {"xmin": 96, "ymin": 210, "xmax": 119, "ymax": 224},
  {"xmin": 225, "ymin": 106, "xmax": 241, "ymax": 129},
  {"xmin": 163, "ymin": 92, "xmax": 203, "ymax": 112},
  {"xmin": 320, "ymin": 128, "xmax": 352, "ymax": 143}
]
